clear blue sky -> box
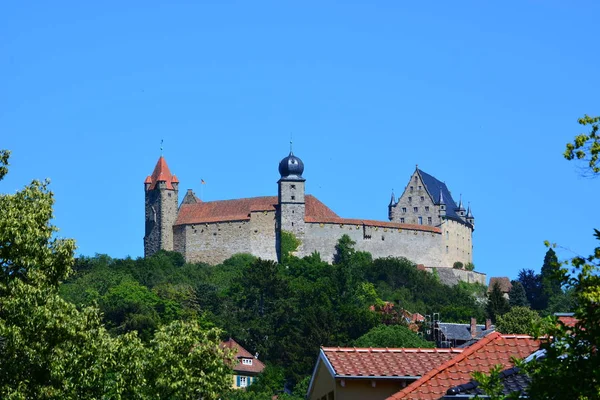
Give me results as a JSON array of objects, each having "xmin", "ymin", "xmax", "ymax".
[{"xmin": 2, "ymin": 1, "xmax": 598, "ymax": 282}]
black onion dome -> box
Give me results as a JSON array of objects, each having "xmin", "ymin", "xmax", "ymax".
[{"xmin": 278, "ymin": 152, "xmax": 304, "ymax": 179}]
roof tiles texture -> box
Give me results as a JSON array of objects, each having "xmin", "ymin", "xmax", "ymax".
[
  {"xmin": 386, "ymin": 332, "xmax": 539, "ymax": 400},
  {"xmin": 221, "ymin": 338, "xmax": 266, "ymax": 374},
  {"xmin": 321, "ymin": 347, "xmax": 464, "ymax": 378},
  {"xmin": 145, "ymin": 156, "xmax": 179, "ymax": 190}
]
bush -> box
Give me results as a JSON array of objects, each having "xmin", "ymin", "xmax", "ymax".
[{"xmin": 453, "ymin": 261, "xmax": 464, "ymax": 269}]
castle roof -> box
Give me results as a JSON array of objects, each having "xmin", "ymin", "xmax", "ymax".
[
  {"xmin": 417, "ymin": 169, "xmax": 466, "ymax": 224},
  {"xmin": 175, "ymin": 195, "xmax": 339, "ymax": 225},
  {"xmin": 145, "ymin": 156, "xmax": 179, "ymax": 190}
]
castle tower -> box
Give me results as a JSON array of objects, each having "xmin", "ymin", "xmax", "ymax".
[
  {"xmin": 388, "ymin": 190, "xmax": 396, "ymax": 221},
  {"xmin": 455, "ymin": 194, "xmax": 466, "ymax": 220},
  {"xmin": 466, "ymin": 203, "xmax": 475, "ymax": 228},
  {"xmin": 144, "ymin": 156, "xmax": 179, "ymax": 257},
  {"xmin": 438, "ymin": 188, "xmax": 446, "ymax": 217},
  {"xmin": 277, "ymin": 150, "xmax": 306, "ymax": 260}
]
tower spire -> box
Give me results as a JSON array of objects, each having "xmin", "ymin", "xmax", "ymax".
[
  {"xmin": 389, "ymin": 189, "xmax": 396, "ymax": 206},
  {"xmin": 438, "ymin": 188, "xmax": 445, "ymax": 205}
]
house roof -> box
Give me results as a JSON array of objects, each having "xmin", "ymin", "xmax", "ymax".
[
  {"xmin": 443, "ymin": 366, "xmax": 530, "ymax": 398},
  {"xmin": 436, "ymin": 323, "xmax": 492, "ymax": 342},
  {"xmin": 488, "ymin": 277, "xmax": 512, "ymax": 293},
  {"xmin": 386, "ymin": 332, "xmax": 539, "ymax": 400},
  {"xmin": 555, "ymin": 313, "xmax": 578, "ymax": 328},
  {"xmin": 320, "ymin": 347, "xmax": 464, "ymax": 379},
  {"xmin": 145, "ymin": 156, "xmax": 179, "ymax": 190},
  {"xmin": 221, "ymin": 338, "xmax": 266, "ymax": 374},
  {"xmin": 417, "ymin": 169, "xmax": 467, "ymax": 225}
]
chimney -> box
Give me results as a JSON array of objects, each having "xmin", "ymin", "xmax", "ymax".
[
  {"xmin": 470, "ymin": 317, "xmax": 477, "ymax": 338},
  {"xmin": 485, "ymin": 318, "xmax": 492, "ymax": 331}
]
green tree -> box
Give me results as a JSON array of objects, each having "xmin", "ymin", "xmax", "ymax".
[
  {"xmin": 517, "ymin": 269, "xmax": 543, "ymax": 310},
  {"xmin": 508, "ymin": 280, "xmax": 529, "ymax": 307},
  {"xmin": 354, "ymin": 324, "xmax": 434, "ymax": 348},
  {"xmin": 486, "ymin": 282, "xmax": 510, "ymax": 323},
  {"xmin": 0, "ymin": 151, "xmax": 233, "ymax": 399},
  {"xmin": 496, "ymin": 306, "xmax": 540, "ymax": 335},
  {"xmin": 564, "ymin": 114, "xmax": 600, "ymax": 175},
  {"xmin": 453, "ymin": 261, "xmax": 464, "ymax": 269}
]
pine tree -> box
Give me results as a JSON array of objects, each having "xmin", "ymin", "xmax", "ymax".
[
  {"xmin": 508, "ymin": 280, "xmax": 529, "ymax": 307},
  {"xmin": 540, "ymin": 248, "xmax": 562, "ymax": 306},
  {"xmin": 486, "ymin": 282, "xmax": 510, "ymax": 323}
]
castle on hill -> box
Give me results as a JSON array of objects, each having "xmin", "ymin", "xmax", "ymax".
[{"xmin": 144, "ymin": 151, "xmax": 475, "ymax": 269}]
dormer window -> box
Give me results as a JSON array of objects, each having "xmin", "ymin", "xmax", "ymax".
[{"xmin": 242, "ymin": 358, "xmax": 253, "ymax": 366}]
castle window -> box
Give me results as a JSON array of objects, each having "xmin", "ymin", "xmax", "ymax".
[
  {"xmin": 418, "ymin": 216, "xmax": 423, "ymax": 225},
  {"xmin": 408, "ymin": 197, "xmax": 412, "ymax": 202},
  {"xmin": 291, "ymin": 184, "xmax": 296, "ymax": 189},
  {"xmin": 420, "ymin": 196, "xmax": 424, "ymax": 202},
  {"xmin": 400, "ymin": 218, "xmax": 405, "ymax": 223},
  {"xmin": 410, "ymin": 186, "xmax": 414, "ymax": 192},
  {"xmin": 446, "ymin": 231, "xmax": 449, "ymax": 239},
  {"xmin": 428, "ymin": 217, "xmax": 432, "ymax": 225},
  {"xmin": 446, "ymin": 246, "xmax": 449, "ymax": 253},
  {"xmin": 418, "ymin": 186, "xmax": 422, "ymax": 190},
  {"xmin": 291, "ymin": 195, "xmax": 295, "ymax": 200},
  {"xmin": 381, "ymin": 235, "xmax": 385, "ymax": 241},
  {"xmin": 168, "ymin": 193, "xmax": 172, "ymax": 197},
  {"xmin": 402, "ymin": 207, "xmax": 407, "ymax": 213},
  {"xmin": 425, "ymin": 206, "xmax": 429, "ymax": 212},
  {"xmin": 414, "ymin": 176, "xmax": 418, "ymax": 183},
  {"xmin": 413, "ymin": 207, "xmax": 418, "ymax": 212}
]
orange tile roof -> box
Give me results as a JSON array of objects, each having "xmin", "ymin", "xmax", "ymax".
[
  {"xmin": 175, "ymin": 195, "xmax": 338, "ymax": 225},
  {"xmin": 321, "ymin": 347, "xmax": 464, "ymax": 378},
  {"xmin": 145, "ymin": 156, "xmax": 179, "ymax": 190},
  {"xmin": 386, "ymin": 332, "xmax": 539, "ymax": 400},
  {"xmin": 221, "ymin": 338, "xmax": 266, "ymax": 374}
]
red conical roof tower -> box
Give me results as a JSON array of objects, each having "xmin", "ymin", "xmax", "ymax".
[{"xmin": 145, "ymin": 156, "xmax": 179, "ymax": 190}]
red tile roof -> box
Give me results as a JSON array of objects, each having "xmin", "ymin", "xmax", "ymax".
[
  {"xmin": 556, "ymin": 314, "xmax": 578, "ymax": 328},
  {"xmin": 145, "ymin": 156, "xmax": 179, "ymax": 190},
  {"xmin": 321, "ymin": 347, "xmax": 464, "ymax": 378},
  {"xmin": 221, "ymin": 338, "xmax": 266, "ymax": 374},
  {"xmin": 386, "ymin": 332, "xmax": 539, "ymax": 400}
]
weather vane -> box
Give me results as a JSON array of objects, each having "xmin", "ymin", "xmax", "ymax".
[{"xmin": 160, "ymin": 139, "xmax": 164, "ymax": 155}]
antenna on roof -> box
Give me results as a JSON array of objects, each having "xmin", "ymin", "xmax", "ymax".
[{"xmin": 290, "ymin": 133, "xmax": 293, "ymax": 154}]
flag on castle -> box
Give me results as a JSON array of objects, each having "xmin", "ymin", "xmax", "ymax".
[{"xmin": 201, "ymin": 179, "xmax": 206, "ymax": 184}]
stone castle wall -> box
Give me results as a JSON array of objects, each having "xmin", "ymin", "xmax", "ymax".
[
  {"xmin": 144, "ymin": 182, "xmax": 178, "ymax": 256},
  {"xmin": 392, "ymin": 171, "xmax": 441, "ymax": 227},
  {"xmin": 440, "ymin": 219, "xmax": 473, "ymax": 267},
  {"xmin": 249, "ymin": 210, "xmax": 278, "ymax": 261},
  {"xmin": 426, "ymin": 267, "xmax": 486, "ymax": 286},
  {"xmin": 300, "ymin": 222, "xmax": 444, "ymax": 266}
]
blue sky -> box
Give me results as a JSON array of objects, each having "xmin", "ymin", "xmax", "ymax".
[{"xmin": 1, "ymin": 1, "xmax": 598, "ymax": 281}]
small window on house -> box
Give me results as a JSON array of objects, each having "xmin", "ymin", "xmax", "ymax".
[
  {"xmin": 428, "ymin": 217, "xmax": 432, "ymax": 225},
  {"xmin": 239, "ymin": 376, "xmax": 247, "ymax": 387},
  {"xmin": 242, "ymin": 358, "xmax": 253, "ymax": 366},
  {"xmin": 402, "ymin": 207, "xmax": 407, "ymax": 213},
  {"xmin": 413, "ymin": 207, "xmax": 418, "ymax": 212},
  {"xmin": 400, "ymin": 218, "xmax": 405, "ymax": 223},
  {"xmin": 418, "ymin": 216, "xmax": 423, "ymax": 225},
  {"xmin": 425, "ymin": 206, "xmax": 429, "ymax": 212}
]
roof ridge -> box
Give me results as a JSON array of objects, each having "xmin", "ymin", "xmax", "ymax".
[
  {"xmin": 386, "ymin": 332, "xmax": 502, "ymax": 399},
  {"xmin": 321, "ymin": 347, "xmax": 463, "ymax": 353}
]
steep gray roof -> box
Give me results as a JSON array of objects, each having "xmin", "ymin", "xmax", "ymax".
[
  {"xmin": 417, "ymin": 169, "xmax": 470, "ymax": 225},
  {"xmin": 437, "ymin": 323, "xmax": 491, "ymax": 342}
]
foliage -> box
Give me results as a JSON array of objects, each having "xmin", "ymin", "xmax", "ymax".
[
  {"xmin": 0, "ymin": 150, "xmax": 9, "ymax": 181},
  {"xmin": 526, "ymin": 230, "xmax": 600, "ymax": 400},
  {"xmin": 471, "ymin": 364, "xmax": 522, "ymax": 400},
  {"xmin": 508, "ymin": 280, "xmax": 529, "ymax": 307},
  {"xmin": 486, "ymin": 282, "xmax": 510, "ymax": 323},
  {"xmin": 354, "ymin": 324, "xmax": 434, "ymax": 348},
  {"xmin": 564, "ymin": 114, "xmax": 600, "ymax": 175},
  {"xmin": 517, "ymin": 268, "xmax": 543, "ymax": 310},
  {"xmin": 496, "ymin": 306, "xmax": 540, "ymax": 335},
  {"xmin": 0, "ymin": 151, "xmax": 233, "ymax": 399},
  {"xmin": 540, "ymin": 248, "xmax": 562, "ymax": 303},
  {"xmin": 453, "ymin": 261, "xmax": 464, "ymax": 269},
  {"xmin": 280, "ymin": 230, "xmax": 301, "ymax": 262},
  {"xmin": 465, "ymin": 262, "xmax": 475, "ymax": 271}
]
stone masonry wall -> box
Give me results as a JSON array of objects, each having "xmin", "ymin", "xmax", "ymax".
[
  {"xmin": 440, "ymin": 219, "xmax": 473, "ymax": 267},
  {"xmin": 426, "ymin": 267, "xmax": 486, "ymax": 286},
  {"xmin": 300, "ymin": 222, "xmax": 444, "ymax": 267},
  {"xmin": 249, "ymin": 210, "xmax": 278, "ymax": 261},
  {"xmin": 392, "ymin": 170, "xmax": 440, "ymax": 226},
  {"xmin": 181, "ymin": 220, "xmax": 252, "ymax": 265}
]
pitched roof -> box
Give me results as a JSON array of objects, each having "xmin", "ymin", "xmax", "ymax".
[
  {"xmin": 443, "ymin": 366, "xmax": 530, "ymax": 398},
  {"xmin": 436, "ymin": 323, "xmax": 493, "ymax": 342},
  {"xmin": 145, "ymin": 156, "xmax": 179, "ymax": 190},
  {"xmin": 321, "ymin": 347, "xmax": 464, "ymax": 378},
  {"xmin": 386, "ymin": 333, "xmax": 539, "ymax": 400},
  {"xmin": 488, "ymin": 277, "xmax": 512, "ymax": 293},
  {"xmin": 175, "ymin": 195, "xmax": 338, "ymax": 225},
  {"xmin": 417, "ymin": 169, "xmax": 467, "ymax": 225},
  {"xmin": 555, "ymin": 313, "xmax": 578, "ymax": 328},
  {"xmin": 221, "ymin": 338, "xmax": 266, "ymax": 374}
]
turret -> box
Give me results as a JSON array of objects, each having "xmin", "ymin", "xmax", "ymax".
[
  {"xmin": 466, "ymin": 203, "xmax": 475, "ymax": 227},
  {"xmin": 277, "ymin": 148, "xmax": 306, "ymax": 261},
  {"xmin": 437, "ymin": 188, "xmax": 446, "ymax": 217},
  {"xmin": 455, "ymin": 194, "xmax": 466, "ymax": 219},
  {"xmin": 388, "ymin": 190, "xmax": 396, "ymax": 221},
  {"xmin": 144, "ymin": 156, "xmax": 180, "ymax": 257}
]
